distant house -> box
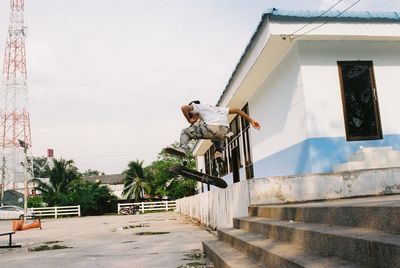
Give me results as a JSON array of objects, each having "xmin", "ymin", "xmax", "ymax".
[
  {"xmin": 193, "ymin": 8, "xmax": 400, "ymax": 187},
  {"xmin": 83, "ymin": 174, "xmax": 125, "ymax": 199},
  {"xmin": 2, "ymin": 190, "xmax": 24, "ymax": 206}
]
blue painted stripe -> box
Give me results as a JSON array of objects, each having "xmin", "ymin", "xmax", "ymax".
[{"xmin": 253, "ymin": 134, "xmax": 400, "ymax": 178}]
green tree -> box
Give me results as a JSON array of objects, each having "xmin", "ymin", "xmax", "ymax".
[
  {"xmin": 28, "ymin": 195, "xmax": 44, "ymax": 208},
  {"xmin": 122, "ymin": 160, "xmax": 151, "ymax": 202},
  {"xmin": 31, "ymin": 158, "xmax": 81, "ymax": 206},
  {"xmin": 70, "ymin": 181, "xmax": 117, "ymax": 215},
  {"xmin": 32, "ymin": 156, "xmax": 51, "ymax": 178},
  {"xmin": 81, "ymin": 169, "xmax": 105, "ymax": 177},
  {"xmin": 147, "ymin": 147, "xmax": 197, "ymax": 200}
]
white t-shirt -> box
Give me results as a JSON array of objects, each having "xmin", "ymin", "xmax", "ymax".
[{"xmin": 191, "ymin": 103, "xmax": 229, "ymax": 127}]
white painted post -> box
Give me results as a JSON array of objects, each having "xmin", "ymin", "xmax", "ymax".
[
  {"xmin": 117, "ymin": 203, "xmax": 121, "ymax": 215},
  {"xmin": 78, "ymin": 205, "xmax": 81, "ymax": 217},
  {"xmin": 55, "ymin": 207, "xmax": 58, "ymax": 219},
  {"xmin": 141, "ymin": 202, "xmax": 144, "ymax": 213},
  {"xmin": 165, "ymin": 201, "xmax": 168, "ymax": 211}
]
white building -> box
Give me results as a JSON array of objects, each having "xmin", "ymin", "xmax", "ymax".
[
  {"xmin": 83, "ymin": 174, "xmax": 124, "ymax": 199},
  {"xmin": 176, "ymin": 9, "xmax": 400, "ymax": 229},
  {"xmin": 193, "ymin": 8, "xmax": 400, "ymax": 187}
]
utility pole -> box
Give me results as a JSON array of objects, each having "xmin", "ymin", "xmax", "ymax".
[
  {"xmin": 1, "ymin": 156, "xmax": 5, "ymax": 206},
  {"xmin": 18, "ymin": 139, "xmax": 28, "ymax": 217},
  {"xmin": 1, "ymin": 0, "xmax": 32, "ymax": 199}
]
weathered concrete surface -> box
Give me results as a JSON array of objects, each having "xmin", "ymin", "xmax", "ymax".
[
  {"xmin": 204, "ymin": 195, "xmax": 400, "ymax": 268},
  {"xmin": 249, "ymin": 167, "xmax": 400, "ymax": 205},
  {"xmin": 0, "ymin": 212, "xmax": 214, "ymax": 268},
  {"xmin": 248, "ymin": 194, "xmax": 400, "ymax": 232}
]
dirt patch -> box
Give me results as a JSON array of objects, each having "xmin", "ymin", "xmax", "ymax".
[
  {"xmin": 145, "ymin": 218, "xmax": 165, "ymax": 222},
  {"xmin": 135, "ymin": 231, "xmax": 169, "ymax": 235},
  {"xmin": 123, "ymin": 223, "xmax": 150, "ymax": 229},
  {"xmin": 43, "ymin": 241, "xmax": 63, "ymax": 245},
  {"xmin": 121, "ymin": 240, "xmax": 136, "ymax": 244},
  {"xmin": 28, "ymin": 244, "xmax": 72, "ymax": 252}
]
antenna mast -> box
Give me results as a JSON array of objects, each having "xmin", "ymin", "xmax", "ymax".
[{"xmin": 1, "ymin": 0, "xmax": 32, "ymax": 205}]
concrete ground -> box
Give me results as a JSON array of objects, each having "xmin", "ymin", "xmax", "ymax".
[{"xmin": 0, "ymin": 211, "xmax": 215, "ymax": 268}]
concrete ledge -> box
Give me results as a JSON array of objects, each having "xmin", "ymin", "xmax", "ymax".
[{"xmin": 249, "ymin": 168, "xmax": 400, "ymax": 205}]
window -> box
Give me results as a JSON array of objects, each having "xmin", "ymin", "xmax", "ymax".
[{"xmin": 338, "ymin": 61, "xmax": 382, "ymax": 141}]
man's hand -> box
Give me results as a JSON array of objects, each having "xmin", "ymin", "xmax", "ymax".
[{"xmin": 251, "ymin": 120, "xmax": 261, "ymax": 130}]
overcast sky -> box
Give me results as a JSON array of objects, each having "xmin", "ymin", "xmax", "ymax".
[{"xmin": 0, "ymin": 0, "xmax": 399, "ymax": 174}]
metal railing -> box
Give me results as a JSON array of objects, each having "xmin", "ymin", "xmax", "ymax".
[
  {"xmin": 30, "ymin": 205, "xmax": 81, "ymax": 218},
  {"xmin": 118, "ymin": 201, "xmax": 176, "ymax": 214}
]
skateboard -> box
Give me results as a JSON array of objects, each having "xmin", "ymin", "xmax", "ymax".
[
  {"xmin": 163, "ymin": 147, "xmax": 228, "ymax": 188},
  {"xmin": 169, "ymin": 165, "xmax": 227, "ymax": 188}
]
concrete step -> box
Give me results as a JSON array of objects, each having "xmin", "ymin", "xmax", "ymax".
[
  {"xmin": 248, "ymin": 198, "xmax": 400, "ymax": 233},
  {"xmin": 218, "ymin": 228, "xmax": 358, "ymax": 268},
  {"xmin": 234, "ymin": 216, "xmax": 400, "ymax": 267},
  {"xmin": 203, "ymin": 239, "xmax": 267, "ymax": 268}
]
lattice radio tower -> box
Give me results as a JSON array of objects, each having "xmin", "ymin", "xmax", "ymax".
[{"xmin": 1, "ymin": 0, "xmax": 32, "ymax": 202}]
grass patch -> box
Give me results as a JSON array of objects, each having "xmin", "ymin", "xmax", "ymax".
[
  {"xmin": 176, "ymin": 262, "xmax": 205, "ymax": 268},
  {"xmin": 182, "ymin": 252, "xmax": 203, "ymax": 261}
]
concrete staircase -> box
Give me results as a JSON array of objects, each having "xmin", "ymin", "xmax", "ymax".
[
  {"xmin": 203, "ymin": 195, "xmax": 400, "ymax": 267},
  {"xmin": 333, "ymin": 146, "xmax": 400, "ymax": 172}
]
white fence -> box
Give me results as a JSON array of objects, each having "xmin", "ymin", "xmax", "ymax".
[
  {"xmin": 30, "ymin": 205, "xmax": 81, "ymax": 218},
  {"xmin": 176, "ymin": 181, "xmax": 250, "ymax": 230},
  {"xmin": 118, "ymin": 201, "xmax": 176, "ymax": 214}
]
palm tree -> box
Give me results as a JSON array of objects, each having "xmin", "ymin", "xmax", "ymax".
[
  {"xmin": 122, "ymin": 160, "xmax": 151, "ymax": 202},
  {"xmin": 31, "ymin": 158, "xmax": 80, "ymax": 206}
]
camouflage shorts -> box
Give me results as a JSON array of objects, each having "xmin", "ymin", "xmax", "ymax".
[{"xmin": 180, "ymin": 123, "xmax": 229, "ymax": 151}]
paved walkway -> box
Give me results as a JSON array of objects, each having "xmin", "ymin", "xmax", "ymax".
[{"xmin": 0, "ymin": 212, "xmax": 214, "ymax": 268}]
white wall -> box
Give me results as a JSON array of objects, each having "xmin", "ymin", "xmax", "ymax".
[
  {"xmin": 106, "ymin": 184, "xmax": 123, "ymax": 199},
  {"xmin": 249, "ymin": 44, "xmax": 307, "ymax": 163},
  {"xmin": 299, "ymin": 40, "xmax": 400, "ymax": 138}
]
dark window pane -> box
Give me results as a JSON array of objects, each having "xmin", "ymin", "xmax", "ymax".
[{"xmin": 338, "ymin": 61, "xmax": 382, "ymax": 141}]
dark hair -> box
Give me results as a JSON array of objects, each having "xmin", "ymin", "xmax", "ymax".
[{"xmin": 188, "ymin": 100, "xmax": 200, "ymax": 105}]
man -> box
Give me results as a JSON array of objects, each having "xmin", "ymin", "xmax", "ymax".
[{"xmin": 166, "ymin": 100, "xmax": 261, "ymax": 159}]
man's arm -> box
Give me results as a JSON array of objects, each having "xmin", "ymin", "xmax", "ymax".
[
  {"xmin": 229, "ymin": 108, "xmax": 261, "ymax": 130},
  {"xmin": 181, "ymin": 105, "xmax": 197, "ymax": 125}
]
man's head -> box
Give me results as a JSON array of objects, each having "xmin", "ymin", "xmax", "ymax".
[{"xmin": 188, "ymin": 100, "xmax": 200, "ymax": 105}]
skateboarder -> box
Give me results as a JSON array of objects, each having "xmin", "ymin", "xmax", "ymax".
[{"xmin": 166, "ymin": 100, "xmax": 261, "ymax": 160}]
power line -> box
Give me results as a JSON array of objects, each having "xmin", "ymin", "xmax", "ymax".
[
  {"xmin": 289, "ymin": 0, "xmax": 345, "ymax": 36},
  {"xmin": 282, "ymin": 0, "xmax": 362, "ymax": 41}
]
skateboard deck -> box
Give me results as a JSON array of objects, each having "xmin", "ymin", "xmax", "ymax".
[{"xmin": 169, "ymin": 165, "xmax": 227, "ymax": 188}]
